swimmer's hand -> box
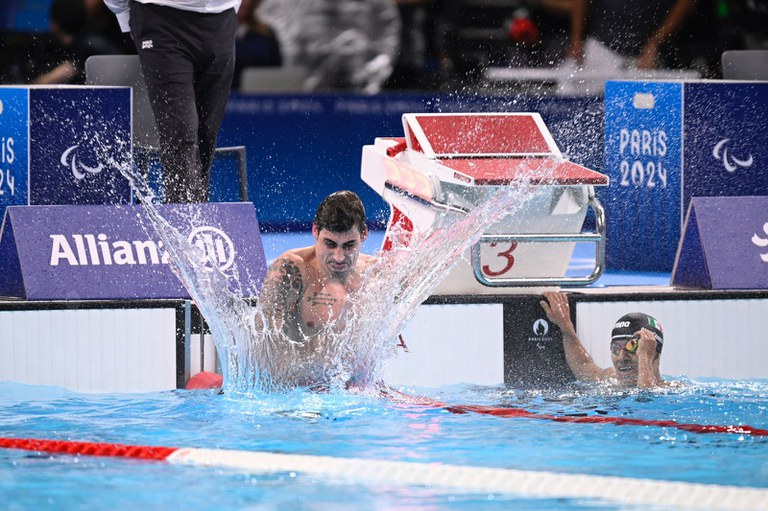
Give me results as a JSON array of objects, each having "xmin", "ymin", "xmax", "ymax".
[
  {"xmin": 540, "ymin": 291, "xmax": 576, "ymax": 336},
  {"xmin": 635, "ymin": 328, "xmax": 657, "ymax": 359}
]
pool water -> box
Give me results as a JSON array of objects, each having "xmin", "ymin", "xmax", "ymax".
[{"xmin": 1, "ymin": 379, "xmax": 767, "ymax": 510}]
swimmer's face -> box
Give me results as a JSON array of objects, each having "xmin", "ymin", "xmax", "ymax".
[
  {"xmin": 610, "ymin": 337, "xmax": 639, "ymax": 385},
  {"xmin": 312, "ymin": 225, "xmax": 366, "ymax": 279}
]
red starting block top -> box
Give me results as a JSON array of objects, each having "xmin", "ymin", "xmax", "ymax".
[
  {"xmin": 442, "ymin": 157, "xmax": 608, "ymax": 186},
  {"xmin": 403, "ymin": 113, "xmax": 558, "ymax": 158},
  {"xmin": 395, "ymin": 113, "xmax": 608, "ymax": 186}
]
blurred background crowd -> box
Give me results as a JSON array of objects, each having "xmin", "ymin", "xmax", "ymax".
[{"xmin": 1, "ymin": 0, "xmax": 767, "ymax": 93}]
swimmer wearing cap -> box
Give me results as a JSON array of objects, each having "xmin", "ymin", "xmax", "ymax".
[{"xmin": 540, "ymin": 291, "xmax": 665, "ymax": 388}]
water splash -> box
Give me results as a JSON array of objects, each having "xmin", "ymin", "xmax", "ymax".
[{"xmin": 116, "ymin": 154, "xmax": 554, "ymax": 396}]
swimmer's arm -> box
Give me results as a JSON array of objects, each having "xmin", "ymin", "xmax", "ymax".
[
  {"xmin": 256, "ymin": 255, "xmax": 305, "ymax": 340},
  {"xmin": 540, "ymin": 292, "xmax": 606, "ymax": 382},
  {"xmin": 560, "ymin": 329, "xmax": 611, "ymax": 382}
]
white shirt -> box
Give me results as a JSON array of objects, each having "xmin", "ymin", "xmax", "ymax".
[{"xmin": 104, "ymin": 0, "xmax": 241, "ymax": 32}]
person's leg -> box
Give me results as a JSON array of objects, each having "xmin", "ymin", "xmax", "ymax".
[
  {"xmin": 193, "ymin": 9, "xmax": 238, "ymax": 201},
  {"xmin": 130, "ymin": 2, "xmax": 202, "ymax": 203}
]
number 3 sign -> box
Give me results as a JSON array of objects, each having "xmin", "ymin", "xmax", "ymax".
[{"xmin": 482, "ymin": 241, "xmax": 518, "ymax": 277}]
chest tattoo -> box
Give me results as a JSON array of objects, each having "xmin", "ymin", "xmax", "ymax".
[{"xmin": 306, "ymin": 291, "xmax": 337, "ymax": 307}]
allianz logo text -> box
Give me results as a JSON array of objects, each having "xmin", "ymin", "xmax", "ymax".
[{"xmin": 49, "ymin": 227, "xmax": 236, "ymax": 272}]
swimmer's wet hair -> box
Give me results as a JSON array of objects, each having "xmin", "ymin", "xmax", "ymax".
[{"xmin": 314, "ymin": 190, "xmax": 367, "ymax": 235}]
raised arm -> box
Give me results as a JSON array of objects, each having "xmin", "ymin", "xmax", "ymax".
[
  {"xmin": 634, "ymin": 328, "xmax": 664, "ymax": 388},
  {"xmin": 256, "ymin": 254, "xmax": 305, "ymax": 342},
  {"xmin": 540, "ymin": 291, "xmax": 609, "ymax": 382}
]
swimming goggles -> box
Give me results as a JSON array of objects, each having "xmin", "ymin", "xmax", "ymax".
[{"xmin": 610, "ymin": 336, "xmax": 639, "ymax": 354}]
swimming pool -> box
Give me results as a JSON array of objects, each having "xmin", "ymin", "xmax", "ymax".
[
  {"xmin": 1, "ymin": 378, "xmax": 767, "ymax": 510},
  {"xmin": 3, "ymin": 153, "xmax": 765, "ymax": 510}
]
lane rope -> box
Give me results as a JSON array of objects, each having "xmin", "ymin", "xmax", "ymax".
[
  {"xmin": 377, "ymin": 388, "xmax": 768, "ymax": 437},
  {"xmin": 1, "ymin": 436, "xmax": 767, "ymax": 510},
  {"xmin": 187, "ymin": 374, "xmax": 768, "ymax": 437},
  {"xmin": 445, "ymin": 403, "xmax": 768, "ymax": 436}
]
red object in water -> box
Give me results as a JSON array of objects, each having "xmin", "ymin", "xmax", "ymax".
[
  {"xmin": 0, "ymin": 437, "xmax": 177, "ymax": 459},
  {"xmin": 509, "ymin": 17, "xmax": 539, "ymax": 44},
  {"xmin": 185, "ymin": 371, "xmax": 223, "ymax": 390}
]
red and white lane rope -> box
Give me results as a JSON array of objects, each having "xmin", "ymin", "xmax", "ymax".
[{"xmin": 1, "ymin": 436, "xmax": 767, "ymax": 510}]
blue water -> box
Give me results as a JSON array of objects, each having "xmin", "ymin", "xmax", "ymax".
[{"xmin": 1, "ymin": 379, "xmax": 767, "ymax": 510}]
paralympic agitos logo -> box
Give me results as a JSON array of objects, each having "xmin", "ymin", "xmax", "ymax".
[
  {"xmin": 60, "ymin": 145, "xmax": 104, "ymax": 180},
  {"xmin": 48, "ymin": 226, "xmax": 236, "ymax": 272},
  {"xmin": 712, "ymin": 138, "xmax": 754, "ymax": 173}
]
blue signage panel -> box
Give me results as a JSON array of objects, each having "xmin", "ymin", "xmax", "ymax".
[
  {"xmin": 0, "ymin": 203, "xmax": 267, "ymax": 300},
  {"xmin": 605, "ymin": 80, "xmax": 768, "ymax": 272},
  {"xmin": 672, "ymin": 196, "xmax": 768, "ymax": 289},
  {"xmin": 603, "ymin": 81, "xmax": 683, "ymax": 271},
  {"xmin": 683, "ymin": 83, "xmax": 768, "ymax": 210},
  {"xmin": 0, "ymin": 87, "xmax": 29, "ymax": 218},
  {"xmin": 29, "ymin": 87, "xmax": 132, "ymax": 205}
]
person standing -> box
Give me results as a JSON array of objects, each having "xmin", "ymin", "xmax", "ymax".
[{"xmin": 103, "ymin": 0, "xmax": 239, "ymax": 203}]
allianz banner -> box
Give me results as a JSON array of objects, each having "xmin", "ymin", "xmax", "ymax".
[
  {"xmin": 0, "ymin": 203, "xmax": 267, "ymax": 300},
  {"xmin": 0, "ymin": 86, "xmax": 132, "ymax": 221}
]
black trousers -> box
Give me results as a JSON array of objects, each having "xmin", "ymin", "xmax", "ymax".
[{"xmin": 130, "ymin": 2, "xmax": 237, "ymax": 203}]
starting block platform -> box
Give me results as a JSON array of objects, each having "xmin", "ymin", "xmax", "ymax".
[{"xmin": 361, "ymin": 113, "xmax": 609, "ymax": 293}]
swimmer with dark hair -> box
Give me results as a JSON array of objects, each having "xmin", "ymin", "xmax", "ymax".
[
  {"xmin": 540, "ymin": 291, "xmax": 666, "ymax": 388},
  {"xmin": 258, "ymin": 191, "xmax": 376, "ymax": 342}
]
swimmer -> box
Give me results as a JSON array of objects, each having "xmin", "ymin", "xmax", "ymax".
[
  {"xmin": 257, "ymin": 190, "xmax": 376, "ymax": 343},
  {"xmin": 540, "ymin": 291, "xmax": 665, "ymax": 388}
]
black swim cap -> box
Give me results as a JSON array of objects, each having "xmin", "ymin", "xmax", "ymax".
[{"xmin": 611, "ymin": 313, "xmax": 664, "ymax": 354}]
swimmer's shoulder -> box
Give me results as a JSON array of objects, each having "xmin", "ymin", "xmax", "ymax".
[
  {"xmin": 265, "ymin": 250, "xmax": 312, "ymax": 287},
  {"xmin": 271, "ymin": 247, "xmax": 313, "ymax": 269}
]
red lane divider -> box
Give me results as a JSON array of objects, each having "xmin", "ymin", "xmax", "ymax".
[
  {"xmin": 379, "ymin": 389, "xmax": 768, "ymax": 436},
  {"xmin": 185, "ymin": 378, "xmax": 768, "ymax": 437},
  {"xmin": 0, "ymin": 437, "xmax": 178, "ymax": 460},
  {"xmin": 444, "ymin": 404, "xmax": 768, "ymax": 436},
  {"xmin": 0, "ymin": 403, "xmax": 766, "ymax": 471}
]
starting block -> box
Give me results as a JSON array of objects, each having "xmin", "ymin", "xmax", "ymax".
[{"xmin": 361, "ymin": 113, "xmax": 609, "ymax": 294}]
